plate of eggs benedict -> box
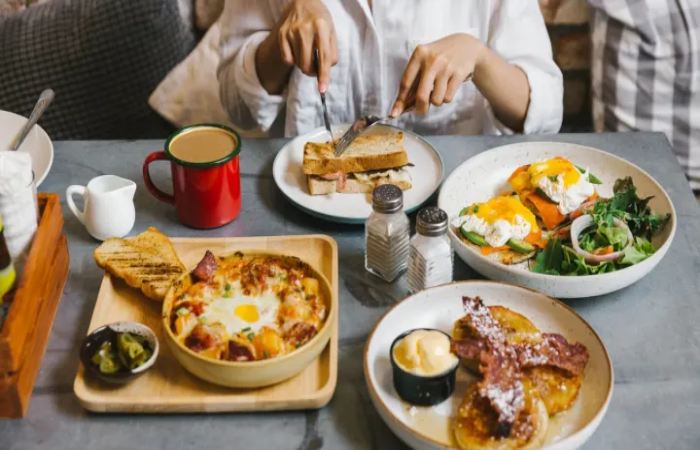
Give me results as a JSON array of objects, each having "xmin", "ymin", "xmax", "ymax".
[{"xmin": 438, "ymin": 142, "xmax": 676, "ymax": 298}]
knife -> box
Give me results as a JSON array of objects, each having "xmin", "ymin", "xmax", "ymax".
[{"xmin": 314, "ymin": 49, "xmax": 333, "ymax": 142}]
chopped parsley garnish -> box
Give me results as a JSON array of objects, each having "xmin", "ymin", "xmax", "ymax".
[
  {"xmin": 547, "ymin": 175, "xmax": 559, "ymax": 182},
  {"xmin": 241, "ymin": 327, "xmax": 251, "ymax": 333},
  {"xmin": 246, "ymin": 332, "xmax": 255, "ymax": 342}
]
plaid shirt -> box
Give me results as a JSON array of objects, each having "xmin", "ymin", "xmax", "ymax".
[{"xmin": 589, "ymin": 0, "xmax": 700, "ymax": 190}]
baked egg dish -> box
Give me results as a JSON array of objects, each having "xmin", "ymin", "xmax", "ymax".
[{"xmin": 168, "ymin": 252, "xmax": 327, "ymax": 362}]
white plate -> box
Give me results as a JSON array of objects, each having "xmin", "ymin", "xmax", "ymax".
[
  {"xmin": 0, "ymin": 110, "xmax": 54, "ymax": 187},
  {"xmin": 364, "ymin": 281, "xmax": 613, "ymax": 450},
  {"xmin": 437, "ymin": 142, "xmax": 676, "ymax": 298},
  {"xmin": 273, "ymin": 125, "xmax": 444, "ymax": 223}
]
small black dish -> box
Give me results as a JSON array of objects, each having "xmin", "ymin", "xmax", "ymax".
[
  {"xmin": 80, "ymin": 321, "xmax": 159, "ymax": 385},
  {"xmin": 390, "ymin": 328, "xmax": 459, "ymax": 406}
]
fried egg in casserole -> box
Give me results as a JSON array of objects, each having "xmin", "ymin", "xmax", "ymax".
[
  {"xmin": 509, "ymin": 157, "xmax": 595, "ymax": 215},
  {"xmin": 453, "ymin": 195, "xmax": 540, "ymax": 248},
  {"xmin": 169, "ymin": 253, "xmax": 326, "ymax": 362}
]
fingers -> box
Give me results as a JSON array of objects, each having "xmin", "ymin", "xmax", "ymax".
[
  {"xmin": 315, "ymin": 22, "xmax": 332, "ymax": 92},
  {"xmin": 391, "ymin": 48, "xmax": 423, "ymax": 117},
  {"xmin": 444, "ymin": 73, "xmax": 463, "ymax": 104},
  {"xmin": 278, "ymin": 27, "xmax": 294, "ymax": 66},
  {"xmin": 430, "ymin": 71, "xmax": 449, "ymax": 106}
]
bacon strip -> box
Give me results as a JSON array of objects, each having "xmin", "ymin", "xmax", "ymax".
[
  {"xmin": 515, "ymin": 333, "xmax": 589, "ymax": 377},
  {"xmin": 460, "ymin": 296, "xmax": 524, "ymax": 436},
  {"xmin": 192, "ymin": 250, "xmax": 217, "ymax": 282},
  {"xmin": 454, "ymin": 296, "xmax": 589, "ymax": 437}
]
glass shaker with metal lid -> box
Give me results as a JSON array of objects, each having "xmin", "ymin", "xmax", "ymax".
[
  {"xmin": 407, "ymin": 206, "xmax": 453, "ymax": 293},
  {"xmin": 365, "ymin": 184, "xmax": 410, "ymax": 282}
]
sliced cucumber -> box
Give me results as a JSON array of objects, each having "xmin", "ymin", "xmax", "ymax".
[
  {"xmin": 460, "ymin": 228, "xmax": 487, "ymax": 247},
  {"xmin": 507, "ymin": 238, "xmax": 535, "ymax": 254}
]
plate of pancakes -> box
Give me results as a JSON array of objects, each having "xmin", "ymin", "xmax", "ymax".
[{"xmin": 364, "ymin": 281, "xmax": 613, "ymax": 450}]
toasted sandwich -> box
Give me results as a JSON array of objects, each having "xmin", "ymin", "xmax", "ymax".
[{"xmin": 303, "ymin": 128, "xmax": 412, "ymax": 195}]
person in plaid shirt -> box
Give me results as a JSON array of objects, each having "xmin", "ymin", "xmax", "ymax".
[{"xmin": 587, "ymin": 1, "xmax": 700, "ymax": 193}]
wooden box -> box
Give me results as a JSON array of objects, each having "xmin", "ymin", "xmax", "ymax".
[{"xmin": 0, "ymin": 193, "xmax": 69, "ymax": 418}]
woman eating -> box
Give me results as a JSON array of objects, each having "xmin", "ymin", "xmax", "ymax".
[{"xmin": 218, "ymin": 0, "xmax": 563, "ymax": 137}]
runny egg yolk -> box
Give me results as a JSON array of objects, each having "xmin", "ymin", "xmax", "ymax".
[
  {"xmin": 234, "ymin": 304, "xmax": 260, "ymax": 323},
  {"xmin": 473, "ymin": 196, "xmax": 539, "ymax": 232},
  {"xmin": 509, "ymin": 157, "xmax": 581, "ymax": 191}
]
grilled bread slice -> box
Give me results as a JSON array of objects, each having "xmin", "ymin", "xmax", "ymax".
[
  {"xmin": 302, "ymin": 128, "xmax": 407, "ymax": 176},
  {"xmin": 453, "ymin": 383, "xmax": 548, "ymax": 450},
  {"xmin": 94, "ymin": 227, "xmax": 185, "ymax": 301}
]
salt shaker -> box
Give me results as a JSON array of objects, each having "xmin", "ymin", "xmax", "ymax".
[
  {"xmin": 407, "ymin": 207, "xmax": 453, "ymax": 293},
  {"xmin": 365, "ymin": 184, "xmax": 410, "ymax": 282}
]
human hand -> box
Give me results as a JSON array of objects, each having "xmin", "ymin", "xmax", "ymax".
[
  {"xmin": 390, "ymin": 33, "xmax": 486, "ymax": 116},
  {"xmin": 276, "ymin": 0, "xmax": 338, "ymax": 92}
]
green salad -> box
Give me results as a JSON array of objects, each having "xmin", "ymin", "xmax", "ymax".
[{"xmin": 531, "ymin": 177, "xmax": 670, "ymax": 275}]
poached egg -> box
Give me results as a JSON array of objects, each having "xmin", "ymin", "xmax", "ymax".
[
  {"xmin": 453, "ymin": 196, "xmax": 539, "ymax": 248},
  {"xmin": 509, "ymin": 157, "xmax": 595, "ymax": 215}
]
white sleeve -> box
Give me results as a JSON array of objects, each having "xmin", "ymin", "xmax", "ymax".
[
  {"xmin": 217, "ymin": 1, "xmax": 285, "ymax": 134},
  {"xmin": 484, "ymin": 0, "xmax": 563, "ymax": 135}
]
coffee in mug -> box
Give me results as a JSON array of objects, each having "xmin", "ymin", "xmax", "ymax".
[{"xmin": 143, "ymin": 124, "xmax": 242, "ymax": 229}]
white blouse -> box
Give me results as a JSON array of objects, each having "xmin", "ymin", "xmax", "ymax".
[{"xmin": 218, "ymin": 0, "xmax": 563, "ymax": 137}]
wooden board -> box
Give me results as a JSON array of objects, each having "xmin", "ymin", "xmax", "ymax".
[
  {"xmin": 0, "ymin": 194, "xmax": 70, "ymax": 418},
  {"xmin": 73, "ymin": 235, "xmax": 338, "ymax": 413}
]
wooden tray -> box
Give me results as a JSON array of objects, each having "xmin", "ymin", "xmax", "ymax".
[
  {"xmin": 0, "ymin": 193, "xmax": 70, "ymax": 418},
  {"xmin": 73, "ymin": 235, "xmax": 338, "ymax": 413}
]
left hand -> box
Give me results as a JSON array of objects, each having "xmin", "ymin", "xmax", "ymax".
[{"xmin": 390, "ymin": 33, "xmax": 486, "ymax": 117}]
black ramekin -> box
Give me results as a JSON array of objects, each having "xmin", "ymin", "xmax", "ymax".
[{"xmin": 390, "ymin": 328, "xmax": 459, "ymax": 406}]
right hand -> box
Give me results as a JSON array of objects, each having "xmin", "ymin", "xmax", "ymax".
[{"xmin": 277, "ymin": 0, "xmax": 338, "ymax": 92}]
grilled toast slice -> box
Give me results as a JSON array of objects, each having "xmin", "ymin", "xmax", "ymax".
[
  {"xmin": 94, "ymin": 227, "xmax": 186, "ymax": 301},
  {"xmin": 302, "ymin": 128, "xmax": 407, "ymax": 176}
]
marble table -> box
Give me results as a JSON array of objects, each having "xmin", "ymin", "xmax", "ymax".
[{"xmin": 2, "ymin": 132, "xmax": 699, "ymax": 450}]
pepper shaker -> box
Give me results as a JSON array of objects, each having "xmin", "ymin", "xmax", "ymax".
[
  {"xmin": 365, "ymin": 184, "xmax": 410, "ymax": 282},
  {"xmin": 407, "ymin": 207, "xmax": 453, "ymax": 293}
]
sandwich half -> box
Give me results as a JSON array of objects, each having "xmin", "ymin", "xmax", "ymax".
[{"xmin": 303, "ymin": 128, "xmax": 412, "ymax": 195}]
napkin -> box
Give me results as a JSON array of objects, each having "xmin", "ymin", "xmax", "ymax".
[
  {"xmin": 0, "ymin": 151, "xmax": 33, "ymax": 195},
  {"xmin": 0, "ymin": 150, "xmax": 37, "ymax": 267}
]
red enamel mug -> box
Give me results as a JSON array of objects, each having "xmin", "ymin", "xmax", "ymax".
[{"xmin": 142, "ymin": 124, "xmax": 242, "ymax": 229}]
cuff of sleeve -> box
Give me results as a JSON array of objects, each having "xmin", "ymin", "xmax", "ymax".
[
  {"xmin": 517, "ymin": 60, "xmax": 563, "ymax": 134},
  {"xmin": 232, "ymin": 31, "xmax": 286, "ymax": 131}
]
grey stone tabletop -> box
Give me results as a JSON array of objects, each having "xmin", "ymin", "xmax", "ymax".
[{"xmin": 1, "ymin": 132, "xmax": 699, "ymax": 450}]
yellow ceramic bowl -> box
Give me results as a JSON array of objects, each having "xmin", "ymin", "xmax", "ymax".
[{"xmin": 161, "ymin": 252, "xmax": 336, "ymax": 388}]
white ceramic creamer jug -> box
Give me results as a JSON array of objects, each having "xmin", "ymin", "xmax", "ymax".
[{"xmin": 66, "ymin": 175, "xmax": 136, "ymax": 241}]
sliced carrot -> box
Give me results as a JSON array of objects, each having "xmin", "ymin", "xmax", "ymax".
[
  {"xmin": 586, "ymin": 191, "xmax": 599, "ymax": 203},
  {"xmin": 480, "ymin": 245, "xmax": 509, "ymax": 255},
  {"xmin": 593, "ymin": 245, "xmax": 614, "ymax": 255},
  {"xmin": 525, "ymin": 192, "xmax": 567, "ymax": 230},
  {"xmin": 524, "ymin": 231, "xmax": 548, "ymax": 248}
]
